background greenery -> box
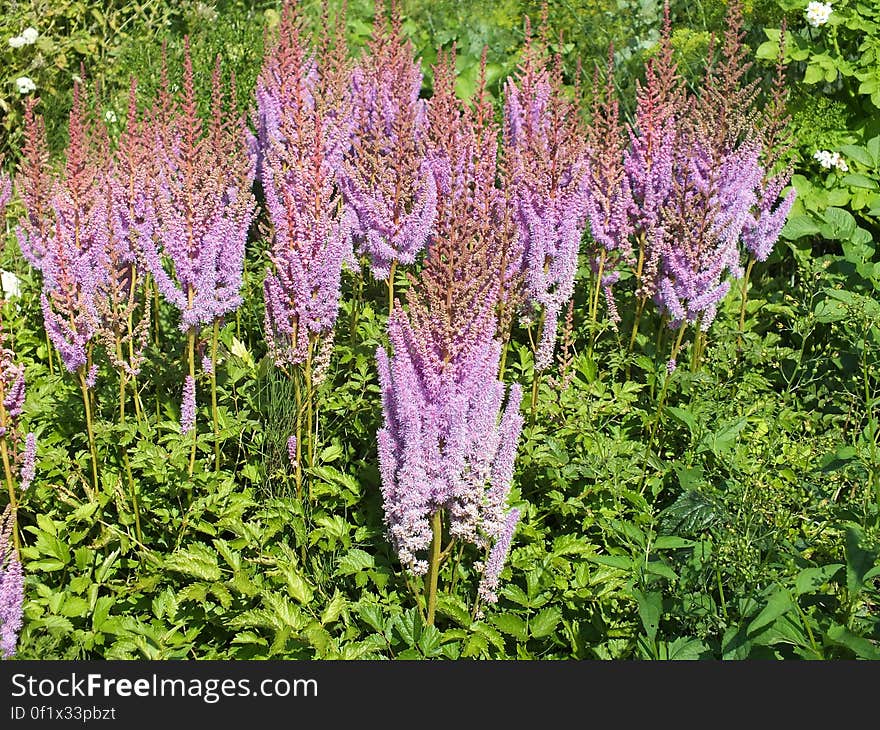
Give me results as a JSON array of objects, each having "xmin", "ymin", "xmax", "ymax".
[{"xmin": 1, "ymin": 0, "xmax": 878, "ymax": 659}]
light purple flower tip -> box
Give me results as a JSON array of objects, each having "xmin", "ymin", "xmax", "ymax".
[
  {"xmin": 180, "ymin": 375, "xmax": 196, "ymax": 435},
  {"xmin": 477, "ymin": 508, "xmax": 521, "ymax": 605},
  {"xmin": 20, "ymin": 433, "xmax": 36, "ymax": 491}
]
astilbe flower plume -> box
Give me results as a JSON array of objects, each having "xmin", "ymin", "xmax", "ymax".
[
  {"xmin": 377, "ymin": 50, "xmax": 523, "ymax": 601},
  {"xmin": 742, "ymin": 21, "xmax": 796, "ymax": 263},
  {"xmin": 0, "ymin": 317, "xmax": 37, "ymax": 557},
  {"xmin": 93, "ymin": 78, "xmax": 153, "ymax": 381},
  {"xmin": 15, "ymin": 98, "xmax": 53, "ymax": 269},
  {"xmin": 622, "ymin": 4, "xmax": 680, "ymax": 303},
  {"xmin": 34, "ymin": 81, "xmax": 108, "ymax": 375},
  {"xmin": 339, "ymin": 0, "xmax": 436, "ymax": 280},
  {"xmin": 144, "ymin": 44, "xmax": 256, "ymax": 333},
  {"xmin": 258, "ymin": 2, "xmax": 351, "ymax": 367},
  {"xmin": 503, "ymin": 13, "xmax": 590, "ymax": 370},
  {"xmin": 583, "ymin": 49, "xmax": 635, "ymax": 326},
  {"xmin": 623, "ymin": 1, "xmax": 793, "ymax": 333},
  {"xmin": 0, "ymin": 505, "xmax": 23, "ymax": 660},
  {"xmin": 0, "ymin": 161, "xmax": 11, "ymax": 221}
]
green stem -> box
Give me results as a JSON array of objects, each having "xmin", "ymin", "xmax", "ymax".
[
  {"xmin": 388, "ymin": 260, "xmax": 398, "ymax": 319},
  {"xmin": 499, "ymin": 339, "xmax": 510, "ymax": 381},
  {"xmin": 211, "ymin": 319, "xmax": 220, "ymax": 474},
  {"xmin": 0, "ymin": 433, "xmax": 19, "ymax": 555},
  {"xmin": 79, "ymin": 369, "xmax": 100, "ymax": 495},
  {"xmin": 588, "ymin": 250, "xmax": 607, "ymax": 356},
  {"xmin": 305, "ymin": 338, "xmax": 314, "ymax": 480},
  {"xmin": 116, "ymin": 339, "xmax": 142, "ymax": 543},
  {"xmin": 350, "ymin": 267, "xmax": 364, "ymax": 345},
  {"xmin": 45, "ymin": 329, "xmax": 55, "ymax": 376},
  {"xmin": 186, "ymin": 327, "xmax": 197, "ymax": 478},
  {"xmin": 640, "ymin": 323, "xmax": 688, "ymax": 493},
  {"xmin": 293, "ymin": 366, "xmax": 303, "ymax": 499},
  {"xmin": 737, "ymin": 257, "xmax": 756, "ymax": 351},
  {"xmin": 425, "ymin": 509, "xmax": 443, "ymax": 627}
]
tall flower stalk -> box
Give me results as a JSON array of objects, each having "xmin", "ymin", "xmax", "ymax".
[
  {"xmin": 583, "ymin": 49, "xmax": 634, "ymax": 350},
  {"xmin": 256, "ymin": 1, "xmax": 351, "ymax": 495},
  {"xmin": 339, "ymin": 0, "xmax": 436, "ymax": 315},
  {"xmin": 502, "ymin": 12, "xmax": 589, "ymax": 421},
  {"xmin": 0, "ymin": 505, "xmax": 24, "ymax": 659},
  {"xmin": 25, "ymin": 82, "xmax": 107, "ymax": 494},
  {"xmin": 378, "ymin": 50, "xmax": 524, "ymax": 624},
  {"xmin": 144, "ymin": 42, "xmax": 256, "ymax": 476},
  {"xmin": 0, "ymin": 313, "xmax": 37, "ymax": 556}
]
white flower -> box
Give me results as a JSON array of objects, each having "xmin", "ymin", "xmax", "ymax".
[
  {"xmin": 813, "ymin": 150, "xmax": 834, "ymax": 169},
  {"xmin": 15, "ymin": 76, "xmax": 36, "ymax": 94},
  {"xmin": 806, "ymin": 1, "xmax": 832, "ymax": 27},
  {"xmin": 8, "ymin": 35, "xmax": 26, "ymax": 49},
  {"xmin": 1, "ymin": 271, "xmax": 21, "ymax": 299},
  {"xmin": 104, "ymin": 110, "xmax": 118, "ymax": 124},
  {"xmin": 20, "ymin": 27, "xmax": 38, "ymax": 44},
  {"xmin": 813, "ymin": 149, "xmax": 848, "ymax": 172}
]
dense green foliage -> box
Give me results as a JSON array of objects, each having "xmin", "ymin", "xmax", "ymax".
[{"xmin": 2, "ymin": 0, "xmax": 879, "ymax": 660}]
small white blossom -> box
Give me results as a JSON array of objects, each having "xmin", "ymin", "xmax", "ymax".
[
  {"xmin": 8, "ymin": 35, "xmax": 25, "ymax": 49},
  {"xmin": 20, "ymin": 27, "xmax": 38, "ymax": 44},
  {"xmin": 813, "ymin": 149, "xmax": 848, "ymax": 172},
  {"xmin": 0, "ymin": 271, "xmax": 21, "ymax": 299},
  {"xmin": 104, "ymin": 110, "xmax": 118, "ymax": 124},
  {"xmin": 15, "ymin": 76, "xmax": 36, "ymax": 94},
  {"xmin": 806, "ymin": 1, "xmax": 832, "ymax": 27}
]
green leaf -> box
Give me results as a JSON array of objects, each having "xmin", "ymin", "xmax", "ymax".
[
  {"xmin": 703, "ymin": 417, "xmax": 748, "ymax": 456},
  {"xmin": 842, "ymin": 174, "xmax": 878, "ymax": 190},
  {"xmin": 662, "ymin": 637, "xmax": 710, "ymax": 660},
  {"xmin": 165, "ymin": 544, "xmax": 221, "ymax": 582},
  {"xmin": 747, "ymin": 588, "xmax": 793, "ymax": 636},
  {"xmin": 321, "ymin": 592, "xmax": 346, "ymax": 626},
  {"xmin": 845, "ymin": 524, "xmax": 878, "ymax": 596},
  {"xmin": 491, "ymin": 613, "xmax": 528, "ymax": 641},
  {"xmin": 839, "ymin": 145, "xmax": 874, "ymax": 168},
  {"xmin": 436, "ymin": 594, "xmax": 472, "ymax": 627},
  {"xmin": 530, "ymin": 606, "xmax": 562, "ymax": 638},
  {"xmin": 588, "ymin": 555, "xmax": 633, "ymax": 571},
  {"xmin": 825, "ymin": 624, "xmax": 880, "ymax": 659},
  {"xmin": 795, "ymin": 564, "xmax": 844, "ymax": 595},
  {"xmin": 803, "ymin": 63, "xmax": 825, "ymax": 84},
  {"xmin": 358, "ymin": 603, "xmax": 385, "ymax": 634},
  {"xmin": 781, "ymin": 214, "xmax": 821, "ymax": 240},
  {"xmin": 820, "ymin": 207, "xmax": 857, "ymax": 240},
  {"xmin": 393, "ymin": 609, "xmax": 422, "ymax": 647},
  {"xmin": 652, "ymin": 536, "xmax": 695, "ymax": 550},
  {"xmin": 336, "ymin": 548, "xmax": 375, "ymax": 575},
  {"xmin": 633, "ymin": 589, "xmax": 662, "ymax": 641}
]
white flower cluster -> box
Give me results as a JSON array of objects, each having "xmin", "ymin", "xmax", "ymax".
[
  {"xmin": 806, "ymin": 1, "xmax": 833, "ymax": 27},
  {"xmin": 7, "ymin": 27, "xmax": 38, "ymax": 48},
  {"xmin": 15, "ymin": 77, "xmax": 36, "ymax": 94},
  {"xmin": 813, "ymin": 149, "xmax": 849, "ymax": 172}
]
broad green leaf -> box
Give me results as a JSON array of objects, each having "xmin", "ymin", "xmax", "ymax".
[
  {"xmin": 491, "ymin": 613, "xmax": 528, "ymax": 641},
  {"xmin": 825, "ymin": 624, "xmax": 880, "ymax": 659},
  {"xmin": 165, "ymin": 544, "xmax": 221, "ymax": 582},
  {"xmin": 530, "ymin": 606, "xmax": 562, "ymax": 638},
  {"xmin": 747, "ymin": 588, "xmax": 793, "ymax": 636},
  {"xmin": 633, "ymin": 589, "xmax": 661, "ymax": 641},
  {"xmin": 795, "ymin": 564, "xmax": 844, "ymax": 595},
  {"xmin": 845, "ymin": 524, "xmax": 878, "ymax": 595}
]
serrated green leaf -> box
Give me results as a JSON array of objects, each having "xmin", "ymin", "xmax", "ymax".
[
  {"xmin": 530, "ymin": 606, "xmax": 561, "ymax": 638},
  {"xmin": 491, "ymin": 612, "xmax": 527, "ymax": 641}
]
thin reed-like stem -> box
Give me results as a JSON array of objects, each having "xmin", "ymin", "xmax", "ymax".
[
  {"xmin": 211, "ymin": 318, "xmax": 220, "ymax": 473},
  {"xmin": 78, "ymin": 368, "xmax": 99, "ymax": 494},
  {"xmin": 425, "ymin": 508, "xmax": 443, "ymax": 627}
]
